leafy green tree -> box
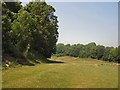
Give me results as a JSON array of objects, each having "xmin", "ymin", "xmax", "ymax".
[
  {"xmin": 2, "ymin": 2, "xmax": 22, "ymax": 56},
  {"xmin": 96, "ymin": 45, "xmax": 105, "ymax": 60},
  {"xmin": 86, "ymin": 42, "xmax": 97, "ymax": 58},
  {"xmin": 11, "ymin": 8, "xmax": 36, "ymax": 55},
  {"xmin": 56, "ymin": 43, "xmax": 118, "ymax": 62},
  {"xmin": 3, "ymin": 1, "xmax": 59, "ymax": 65},
  {"xmin": 79, "ymin": 45, "xmax": 88, "ymax": 58},
  {"xmin": 24, "ymin": 1, "xmax": 59, "ymax": 58},
  {"xmin": 69, "ymin": 44, "xmax": 80, "ymax": 57},
  {"xmin": 102, "ymin": 47, "xmax": 111, "ymax": 61},
  {"xmin": 109, "ymin": 47, "xmax": 118, "ymax": 62},
  {"xmin": 56, "ymin": 43, "xmax": 65, "ymax": 56}
]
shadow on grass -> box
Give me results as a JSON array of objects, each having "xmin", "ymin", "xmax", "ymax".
[
  {"xmin": 20, "ymin": 58, "xmax": 64, "ymax": 66},
  {"xmin": 3, "ymin": 54, "xmax": 65, "ymax": 69},
  {"xmin": 22, "ymin": 58, "xmax": 64, "ymax": 66},
  {"xmin": 18, "ymin": 60, "xmax": 35, "ymax": 66},
  {"xmin": 46, "ymin": 59, "xmax": 64, "ymax": 64}
]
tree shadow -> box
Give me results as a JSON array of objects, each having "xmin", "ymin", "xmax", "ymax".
[
  {"xmin": 19, "ymin": 60, "xmax": 35, "ymax": 66},
  {"xmin": 46, "ymin": 59, "xmax": 64, "ymax": 64}
]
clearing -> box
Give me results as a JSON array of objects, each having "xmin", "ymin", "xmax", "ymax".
[{"xmin": 2, "ymin": 56, "xmax": 118, "ymax": 88}]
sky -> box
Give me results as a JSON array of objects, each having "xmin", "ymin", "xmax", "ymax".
[{"xmin": 21, "ymin": 1, "xmax": 118, "ymax": 47}]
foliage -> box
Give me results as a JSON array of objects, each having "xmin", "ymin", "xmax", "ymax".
[
  {"xmin": 2, "ymin": 1, "xmax": 22, "ymax": 57},
  {"xmin": 24, "ymin": 2, "xmax": 59, "ymax": 58},
  {"xmin": 56, "ymin": 42, "xmax": 119, "ymax": 62},
  {"xmin": 2, "ymin": 1, "xmax": 59, "ymax": 65}
]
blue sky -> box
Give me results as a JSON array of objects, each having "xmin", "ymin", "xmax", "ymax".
[{"xmin": 21, "ymin": 1, "xmax": 118, "ymax": 47}]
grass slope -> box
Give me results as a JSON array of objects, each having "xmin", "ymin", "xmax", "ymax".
[{"xmin": 2, "ymin": 56, "xmax": 118, "ymax": 88}]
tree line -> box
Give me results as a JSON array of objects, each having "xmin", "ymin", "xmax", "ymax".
[
  {"xmin": 56, "ymin": 43, "xmax": 120, "ymax": 63},
  {"xmin": 2, "ymin": 1, "xmax": 59, "ymax": 65}
]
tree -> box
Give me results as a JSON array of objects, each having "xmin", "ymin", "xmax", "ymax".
[
  {"xmin": 56, "ymin": 43, "xmax": 118, "ymax": 62},
  {"xmin": 102, "ymin": 47, "xmax": 111, "ymax": 61},
  {"xmin": 84, "ymin": 42, "xmax": 97, "ymax": 58},
  {"xmin": 5, "ymin": 2, "xmax": 22, "ymax": 13},
  {"xmin": 118, "ymin": 46, "xmax": 120, "ymax": 63},
  {"xmin": 2, "ymin": 2, "xmax": 22, "ymax": 56},
  {"xmin": 3, "ymin": 1, "xmax": 59, "ymax": 65},
  {"xmin": 11, "ymin": 8, "xmax": 36, "ymax": 55},
  {"xmin": 96, "ymin": 45, "xmax": 105, "ymax": 60},
  {"xmin": 24, "ymin": 1, "xmax": 59, "ymax": 58},
  {"xmin": 56, "ymin": 43, "xmax": 65, "ymax": 55},
  {"xmin": 69, "ymin": 44, "xmax": 80, "ymax": 57}
]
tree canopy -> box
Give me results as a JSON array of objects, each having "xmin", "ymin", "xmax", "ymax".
[
  {"xmin": 2, "ymin": 1, "xmax": 59, "ymax": 64},
  {"xmin": 56, "ymin": 43, "xmax": 119, "ymax": 63}
]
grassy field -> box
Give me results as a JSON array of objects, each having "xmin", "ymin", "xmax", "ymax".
[{"xmin": 2, "ymin": 56, "xmax": 118, "ymax": 88}]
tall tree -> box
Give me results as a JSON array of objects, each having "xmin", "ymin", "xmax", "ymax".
[
  {"xmin": 3, "ymin": 1, "xmax": 58, "ymax": 65},
  {"xmin": 11, "ymin": 8, "xmax": 36, "ymax": 55},
  {"xmin": 24, "ymin": 1, "xmax": 59, "ymax": 58}
]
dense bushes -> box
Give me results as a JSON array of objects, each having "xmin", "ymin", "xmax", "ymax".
[{"xmin": 56, "ymin": 43, "xmax": 119, "ymax": 62}]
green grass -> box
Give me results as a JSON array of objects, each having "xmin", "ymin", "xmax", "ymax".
[{"xmin": 2, "ymin": 56, "xmax": 118, "ymax": 88}]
